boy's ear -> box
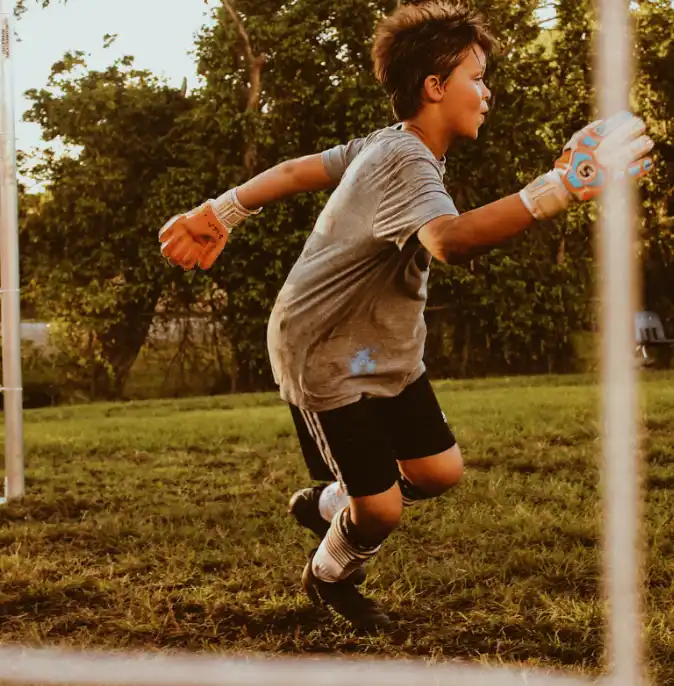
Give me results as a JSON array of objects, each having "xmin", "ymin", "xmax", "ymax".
[{"xmin": 423, "ymin": 74, "xmax": 445, "ymax": 103}]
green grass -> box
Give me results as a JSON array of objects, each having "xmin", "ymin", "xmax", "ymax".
[{"xmin": 1, "ymin": 373, "xmax": 674, "ymax": 683}]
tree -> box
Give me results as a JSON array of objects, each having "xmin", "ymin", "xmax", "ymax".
[
  {"xmin": 20, "ymin": 0, "xmax": 674, "ymax": 397},
  {"xmin": 184, "ymin": 0, "xmax": 396, "ymax": 390},
  {"xmin": 420, "ymin": 0, "xmax": 597, "ymax": 376},
  {"xmin": 634, "ymin": 0, "xmax": 674, "ymax": 330},
  {"xmin": 21, "ymin": 52, "xmax": 198, "ymax": 397},
  {"xmin": 184, "ymin": 0, "xmax": 585, "ymax": 385}
]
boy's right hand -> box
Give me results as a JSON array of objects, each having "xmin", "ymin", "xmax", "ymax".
[
  {"xmin": 159, "ymin": 188, "xmax": 261, "ymax": 270},
  {"xmin": 159, "ymin": 201, "xmax": 229, "ymax": 271},
  {"xmin": 520, "ymin": 111, "xmax": 654, "ymax": 221}
]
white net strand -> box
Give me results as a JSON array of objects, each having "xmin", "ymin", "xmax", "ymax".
[
  {"xmin": 595, "ymin": 0, "xmax": 644, "ymax": 683},
  {"xmin": 0, "ymin": 646, "xmax": 599, "ymax": 686}
]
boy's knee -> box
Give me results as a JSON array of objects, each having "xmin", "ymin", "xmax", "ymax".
[
  {"xmin": 432, "ymin": 444, "xmax": 464, "ymax": 493},
  {"xmin": 401, "ymin": 444, "xmax": 464, "ymax": 497}
]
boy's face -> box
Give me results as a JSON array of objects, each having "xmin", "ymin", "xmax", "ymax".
[{"xmin": 439, "ymin": 44, "xmax": 491, "ymax": 140}]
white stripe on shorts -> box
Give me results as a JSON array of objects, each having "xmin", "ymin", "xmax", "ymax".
[
  {"xmin": 300, "ymin": 409, "xmax": 347, "ymax": 493},
  {"xmin": 299, "ymin": 409, "xmax": 334, "ymax": 476}
]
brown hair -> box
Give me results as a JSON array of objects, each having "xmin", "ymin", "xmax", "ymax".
[{"xmin": 372, "ymin": 1, "xmax": 496, "ymax": 120}]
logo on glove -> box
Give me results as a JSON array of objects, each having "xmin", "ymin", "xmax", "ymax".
[{"xmin": 576, "ymin": 160, "xmax": 597, "ymax": 182}]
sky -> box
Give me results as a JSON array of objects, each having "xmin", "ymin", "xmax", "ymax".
[
  {"xmin": 9, "ymin": 0, "xmax": 558, "ymax": 172},
  {"xmin": 12, "ymin": 0, "xmax": 216, "ymax": 155}
]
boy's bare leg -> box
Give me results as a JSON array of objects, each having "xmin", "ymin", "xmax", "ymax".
[
  {"xmin": 348, "ymin": 483, "xmax": 403, "ymax": 542},
  {"xmin": 302, "ymin": 483, "xmax": 402, "ymax": 630},
  {"xmin": 291, "ymin": 441, "xmax": 462, "ymax": 537}
]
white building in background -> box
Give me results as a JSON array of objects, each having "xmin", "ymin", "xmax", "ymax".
[
  {"xmin": 19, "ymin": 321, "xmax": 50, "ymax": 348},
  {"xmin": 16, "ymin": 318, "xmax": 224, "ymax": 350}
]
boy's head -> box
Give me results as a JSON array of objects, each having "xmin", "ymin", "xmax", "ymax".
[{"xmin": 372, "ymin": 1, "xmax": 496, "ymax": 140}]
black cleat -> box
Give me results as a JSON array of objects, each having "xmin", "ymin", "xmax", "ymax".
[
  {"xmin": 302, "ymin": 549, "xmax": 392, "ymax": 631},
  {"xmin": 288, "ymin": 485, "xmax": 332, "ymax": 538},
  {"xmin": 289, "ymin": 486, "xmax": 367, "ymax": 585}
]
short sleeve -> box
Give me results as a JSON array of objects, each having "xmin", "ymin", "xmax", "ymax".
[
  {"xmin": 321, "ymin": 137, "xmax": 367, "ymax": 183},
  {"xmin": 374, "ymin": 155, "xmax": 459, "ymax": 251}
]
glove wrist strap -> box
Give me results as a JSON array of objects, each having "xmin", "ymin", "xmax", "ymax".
[
  {"xmin": 211, "ymin": 188, "xmax": 262, "ymax": 232},
  {"xmin": 520, "ymin": 170, "xmax": 572, "ymax": 221}
]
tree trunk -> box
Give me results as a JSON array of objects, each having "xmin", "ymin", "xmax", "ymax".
[
  {"xmin": 556, "ymin": 227, "xmax": 566, "ymax": 265},
  {"xmin": 460, "ymin": 320, "xmax": 472, "ymax": 378},
  {"xmin": 96, "ymin": 291, "xmax": 162, "ymax": 399},
  {"xmin": 220, "ymin": 0, "xmax": 268, "ymax": 391},
  {"xmin": 220, "ymin": 0, "xmax": 266, "ymax": 177}
]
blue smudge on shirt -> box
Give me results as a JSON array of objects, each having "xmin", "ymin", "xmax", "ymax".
[{"xmin": 349, "ymin": 348, "xmax": 377, "ymax": 375}]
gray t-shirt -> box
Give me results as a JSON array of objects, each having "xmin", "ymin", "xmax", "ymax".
[{"xmin": 266, "ymin": 124, "xmax": 459, "ymax": 412}]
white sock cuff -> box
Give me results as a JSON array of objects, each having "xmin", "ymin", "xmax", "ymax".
[{"xmin": 312, "ymin": 507, "xmax": 381, "ymax": 583}]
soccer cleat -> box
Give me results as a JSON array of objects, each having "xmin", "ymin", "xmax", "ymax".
[
  {"xmin": 302, "ymin": 549, "xmax": 392, "ymax": 631},
  {"xmin": 289, "ymin": 485, "xmax": 367, "ymax": 585},
  {"xmin": 288, "ymin": 485, "xmax": 332, "ymax": 538}
]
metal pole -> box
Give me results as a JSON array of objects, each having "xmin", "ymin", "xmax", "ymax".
[
  {"xmin": 595, "ymin": 0, "xmax": 643, "ymax": 684},
  {"xmin": 0, "ymin": 0, "xmax": 24, "ymax": 501}
]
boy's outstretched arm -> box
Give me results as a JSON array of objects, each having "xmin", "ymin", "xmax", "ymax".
[
  {"xmin": 418, "ymin": 194, "xmax": 533, "ymax": 265},
  {"xmin": 236, "ymin": 154, "xmax": 336, "ymax": 209},
  {"xmin": 159, "ymin": 154, "xmax": 337, "ymax": 270},
  {"xmin": 419, "ymin": 111, "xmax": 654, "ymax": 265}
]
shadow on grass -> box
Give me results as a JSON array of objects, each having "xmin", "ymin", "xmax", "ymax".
[
  {"xmin": 0, "ymin": 581, "xmax": 621, "ymax": 677},
  {"xmin": 0, "ymin": 494, "xmax": 109, "ymax": 525}
]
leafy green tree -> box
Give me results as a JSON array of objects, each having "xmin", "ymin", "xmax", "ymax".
[
  {"xmin": 20, "ymin": 52, "xmax": 197, "ymax": 397},
  {"xmin": 185, "ymin": 0, "xmax": 396, "ymax": 390},
  {"xmin": 182, "ymin": 0, "xmax": 580, "ymax": 385},
  {"xmin": 420, "ymin": 0, "xmax": 597, "ymax": 376},
  {"xmin": 634, "ymin": 0, "xmax": 674, "ymax": 330},
  {"xmin": 20, "ymin": 0, "xmax": 674, "ymax": 397}
]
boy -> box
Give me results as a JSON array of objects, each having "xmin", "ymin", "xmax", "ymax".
[{"xmin": 159, "ymin": 2, "xmax": 653, "ymax": 630}]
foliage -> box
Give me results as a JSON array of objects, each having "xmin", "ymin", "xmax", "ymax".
[
  {"xmin": 17, "ymin": 0, "xmax": 674, "ymax": 397},
  {"xmin": 183, "ymin": 0, "xmax": 398, "ymax": 388},
  {"xmin": 20, "ymin": 53, "xmax": 199, "ymax": 397},
  {"xmin": 186, "ymin": 0, "xmax": 600, "ymax": 383},
  {"xmin": 634, "ymin": 0, "xmax": 674, "ymax": 328},
  {"xmin": 427, "ymin": 0, "xmax": 597, "ymax": 376}
]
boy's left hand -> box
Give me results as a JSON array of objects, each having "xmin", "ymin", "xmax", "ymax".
[
  {"xmin": 520, "ymin": 110, "xmax": 655, "ymax": 221},
  {"xmin": 554, "ymin": 111, "xmax": 654, "ymax": 201}
]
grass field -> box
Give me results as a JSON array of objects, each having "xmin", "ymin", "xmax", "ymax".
[{"xmin": 1, "ymin": 373, "xmax": 673, "ymax": 684}]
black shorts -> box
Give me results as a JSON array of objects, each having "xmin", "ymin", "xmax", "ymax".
[{"xmin": 288, "ymin": 373, "xmax": 456, "ymax": 498}]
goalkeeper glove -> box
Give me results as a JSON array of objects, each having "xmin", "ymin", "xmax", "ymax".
[
  {"xmin": 159, "ymin": 188, "xmax": 261, "ymax": 270},
  {"xmin": 520, "ymin": 110, "xmax": 654, "ymax": 221}
]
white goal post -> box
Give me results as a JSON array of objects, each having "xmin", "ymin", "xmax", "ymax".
[
  {"xmin": 0, "ymin": 0, "xmax": 646, "ymax": 683},
  {"xmin": 0, "ymin": 0, "xmax": 24, "ymax": 504}
]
